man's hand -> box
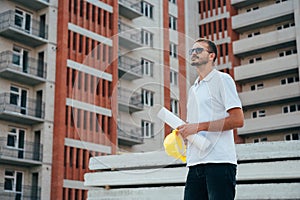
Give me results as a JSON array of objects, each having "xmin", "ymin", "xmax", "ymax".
[
  {"xmin": 177, "ymin": 108, "xmax": 244, "ymax": 139},
  {"xmin": 177, "ymin": 123, "xmax": 201, "ymax": 139}
]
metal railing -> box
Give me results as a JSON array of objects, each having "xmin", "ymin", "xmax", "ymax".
[
  {"xmin": 118, "ymin": 122, "xmax": 143, "ymax": 143},
  {"xmin": 0, "ymin": 183, "xmax": 41, "ymax": 200},
  {"xmin": 118, "ymin": 21, "xmax": 142, "ymax": 44},
  {"xmin": 0, "ymin": 10, "xmax": 48, "ymax": 39},
  {"xmin": 0, "ymin": 93, "xmax": 45, "ymax": 119},
  {"xmin": 0, "ymin": 137, "xmax": 43, "ymax": 162},
  {"xmin": 0, "ymin": 51, "xmax": 47, "ymax": 79},
  {"xmin": 118, "ymin": 88, "xmax": 143, "ymax": 109},
  {"xmin": 119, "ymin": 0, "xmax": 141, "ymax": 12},
  {"xmin": 118, "ymin": 55, "xmax": 142, "ymax": 75}
]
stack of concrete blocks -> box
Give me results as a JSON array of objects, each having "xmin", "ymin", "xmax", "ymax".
[{"xmin": 85, "ymin": 141, "xmax": 300, "ymax": 200}]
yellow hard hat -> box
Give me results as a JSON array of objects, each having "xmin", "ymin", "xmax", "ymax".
[{"xmin": 163, "ymin": 129, "xmax": 186, "ymax": 162}]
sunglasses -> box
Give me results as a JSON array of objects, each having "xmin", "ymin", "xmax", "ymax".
[{"xmin": 189, "ymin": 47, "xmax": 211, "ymax": 55}]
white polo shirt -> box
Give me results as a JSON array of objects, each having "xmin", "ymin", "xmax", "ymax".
[{"xmin": 186, "ymin": 69, "xmax": 242, "ymax": 166}]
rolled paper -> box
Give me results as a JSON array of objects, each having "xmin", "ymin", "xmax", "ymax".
[{"xmin": 157, "ymin": 107, "xmax": 211, "ymax": 151}]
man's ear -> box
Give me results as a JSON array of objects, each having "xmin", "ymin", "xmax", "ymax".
[{"xmin": 209, "ymin": 52, "xmax": 216, "ymax": 61}]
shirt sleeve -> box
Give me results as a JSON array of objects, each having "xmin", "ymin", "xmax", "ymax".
[{"xmin": 220, "ymin": 74, "xmax": 242, "ymax": 111}]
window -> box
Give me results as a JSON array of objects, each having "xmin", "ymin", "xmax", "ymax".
[
  {"xmin": 281, "ymin": 76, "xmax": 299, "ymax": 85},
  {"xmin": 250, "ymin": 83, "xmax": 264, "ymax": 91},
  {"xmin": 171, "ymin": 99, "xmax": 179, "ymax": 115},
  {"xmin": 141, "ymin": 30, "xmax": 153, "ymax": 47},
  {"xmin": 141, "ymin": 58, "xmax": 153, "ymax": 76},
  {"xmin": 10, "ymin": 86, "xmax": 28, "ymax": 114},
  {"xmin": 170, "ymin": 43, "xmax": 177, "ymax": 58},
  {"xmin": 169, "ymin": 15, "xmax": 177, "ymax": 30},
  {"xmin": 277, "ymin": 22, "xmax": 295, "ymax": 30},
  {"xmin": 12, "ymin": 46, "xmax": 29, "ymax": 72},
  {"xmin": 285, "ymin": 133, "xmax": 300, "ymax": 141},
  {"xmin": 14, "ymin": 9, "xmax": 32, "ymax": 33},
  {"xmin": 252, "ymin": 110, "xmax": 265, "ymax": 118},
  {"xmin": 141, "ymin": 1, "xmax": 153, "ymax": 19},
  {"xmin": 141, "ymin": 120, "xmax": 154, "ymax": 138},
  {"xmin": 4, "ymin": 170, "xmax": 23, "ymax": 199},
  {"xmin": 169, "ymin": 0, "xmax": 176, "ymax": 4},
  {"xmin": 278, "ymin": 48, "xmax": 297, "ymax": 57},
  {"xmin": 7, "ymin": 127, "xmax": 25, "ymax": 156},
  {"xmin": 253, "ymin": 137, "xmax": 267, "ymax": 143},
  {"xmin": 246, "ymin": 6, "xmax": 259, "ymax": 12},
  {"xmin": 282, "ymin": 104, "xmax": 300, "ymax": 113},
  {"xmin": 276, "ymin": 0, "xmax": 288, "ymax": 3},
  {"xmin": 170, "ymin": 70, "xmax": 178, "ymax": 86},
  {"xmin": 248, "ymin": 56, "xmax": 262, "ymax": 64},
  {"xmin": 247, "ymin": 31, "xmax": 260, "ymax": 38},
  {"xmin": 141, "ymin": 89, "xmax": 154, "ymax": 106}
]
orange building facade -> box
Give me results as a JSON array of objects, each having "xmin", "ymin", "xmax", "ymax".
[
  {"xmin": 196, "ymin": 0, "xmax": 243, "ymax": 143},
  {"xmin": 51, "ymin": 0, "xmax": 118, "ymax": 199}
]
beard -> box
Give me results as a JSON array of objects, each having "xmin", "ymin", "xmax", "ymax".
[{"xmin": 190, "ymin": 56, "xmax": 209, "ymax": 67}]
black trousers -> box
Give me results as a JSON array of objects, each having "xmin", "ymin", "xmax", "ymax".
[{"xmin": 184, "ymin": 163, "xmax": 237, "ymax": 200}]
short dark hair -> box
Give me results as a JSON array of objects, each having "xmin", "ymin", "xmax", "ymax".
[{"xmin": 194, "ymin": 38, "xmax": 217, "ymax": 62}]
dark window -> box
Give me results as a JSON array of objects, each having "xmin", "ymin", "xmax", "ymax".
[
  {"xmin": 79, "ymin": 35, "xmax": 83, "ymax": 53},
  {"xmin": 261, "ymin": 138, "xmax": 267, "ymax": 142},
  {"xmin": 292, "ymin": 133, "xmax": 299, "ymax": 140},
  {"xmin": 73, "ymin": 33, "xmax": 77, "ymax": 51},
  {"xmin": 287, "ymin": 77, "xmax": 294, "ymax": 83},
  {"xmin": 77, "ymin": 109, "xmax": 81, "ymax": 128},
  {"xmin": 290, "ymin": 105, "xmax": 296, "ymax": 112},
  {"xmin": 86, "ymin": 3, "xmax": 90, "ymax": 20}
]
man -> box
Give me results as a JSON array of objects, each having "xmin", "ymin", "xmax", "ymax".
[{"xmin": 177, "ymin": 38, "xmax": 244, "ymax": 200}]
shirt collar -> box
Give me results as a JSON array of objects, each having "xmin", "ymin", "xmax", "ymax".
[{"xmin": 194, "ymin": 69, "xmax": 217, "ymax": 86}]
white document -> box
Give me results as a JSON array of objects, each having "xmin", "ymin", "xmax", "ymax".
[
  {"xmin": 157, "ymin": 107, "xmax": 211, "ymax": 151},
  {"xmin": 157, "ymin": 107, "xmax": 185, "ymax": 129}
]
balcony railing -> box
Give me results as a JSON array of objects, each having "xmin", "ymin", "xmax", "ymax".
[
  {"xmin": 0, "ymin": 10, "xmax": 48, "ymax": 47},
  {"xmin": 238, "ymin": 112, "xmax": 300, "ymax": 135},
  {"xmin": 10, "ymin": 0, "xmax": 49, "ymax": 11},
  {"xmin": 0, "ymin": 93, "xmax": 45, "ymax": 124},
  {"xmin": 118, "ymin": 122, "xmax": 143, "ymax": 145},
  {"xmin": 239, "ymin": 83, "xmax": 300, "ymax": 107},
  {"xmin": 118, "ymin": 21, "xmax": 142, "ymax": 50},
  {"xmin": 0, "ymin": 137, "xmax": 43, "ymax": 163},
  {"xmin": 233, "ymin": 27, "xmax": 296, "ymax": 57},
  {"xmin": 0, "ymin": 183, "xmax": 41, "ymax": 200},
  {"xmin": 118, "ymin": 55, "xmax": 142, "ymax": 80},
  {"xmin": 234, "ymin": 54, "xmax": 298, "ymax": 82},
  {"xmin": 119, "ymin": 0, "xmax": 142, "ymax": 19},
  {"xmin": 118, "ymin": 88, "xmax": 143, "ymax": 113},
  {"xmin": 232, "ymin": 0, "xmax": 293, "ymax": 32},
  {"xmin": 0, "ymin": 51, "xmax": 47, "ymax": 85}
]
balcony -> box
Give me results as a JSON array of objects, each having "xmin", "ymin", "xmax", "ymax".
[
  {"xmin": 238, "ymin": 112, "xmax": 300, "ymax": 135},
  {"xmin": 231, "ymin": 0, "xmax": 262, "ymax": 8},
  {"xmin": 233, "ymin": 27, "xmax": 296, "ymax": 57},
  {"xmin": 232, "ymin": 0, "xmax": 293, "ymax": 32},
  {"xmin": 118, "ymin": 122, "xmax": 143, "ymax": 146},
  {"xmin": 118, "ymin": 55, "xmax": 142, "ymax": 80},
  {"xmin": 0, "ymin": 10, "xmax": 48, "ymax": 47},
  {"xmin": 9, "ymin": 0, "xmax": 49, "ymax": 11},
  {"xmin": 0, "ymin": 51, "xmax": 47, "ymax": 85},
  {"xmin": 0, "ymin": 93, "xmax": 45, "ymax": 125},
  {"xmin": 118, "ymin": 88, "xmax": 143, "ymax": 113},
  {"xmin": 0, "ymin": 183, "xmax": 41, "ymax": 200},
  {"xmin": 118, "ymin": 21, "xmax": 143, "ymax": 50},
  {"xmin": 0, "ymin": 137, "xmax": 42, "ymax": 166},
  {"xmin": 119, "ymin": 0, "xmax": 142, "ymax": 20},
  {"xmin": 234, "ymin": 54, "xmax": 298, "ymax": 82},
  {"xmin": 239, "ymin": 83, "xmax": 300, "ymax": 107}
]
